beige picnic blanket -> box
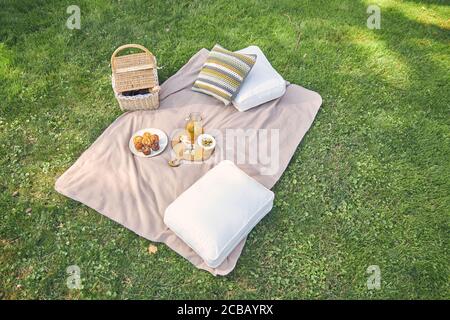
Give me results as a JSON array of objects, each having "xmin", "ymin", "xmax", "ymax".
[{"xmin": 55, "ymin": 48, "xmax": 322, "ymax": 275}]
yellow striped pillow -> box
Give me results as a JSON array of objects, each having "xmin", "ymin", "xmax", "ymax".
[{"xmin": 192, "ymin": 44, "xmax": 257, "ymax": 105}]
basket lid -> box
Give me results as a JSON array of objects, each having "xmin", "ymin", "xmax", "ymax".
[
  {"xmin": 111, "ymin": 44, "xmax": 156, "ymax": 72},
  {"xmin": 111, "ymin": 44, "xmax": 158, "ymax": 92}
]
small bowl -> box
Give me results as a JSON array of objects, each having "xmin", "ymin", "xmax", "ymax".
[{"xmin": 197, "ymin": 134, "xmax": 216, "ymax": 150}]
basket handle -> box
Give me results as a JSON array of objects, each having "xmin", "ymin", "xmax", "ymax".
[{"xmin": 111, "ymin": 44, "xmax": 154, "ymax": 70}]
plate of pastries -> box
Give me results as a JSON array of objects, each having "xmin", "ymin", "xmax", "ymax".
[{"xmin": 129, "ymin": 128, "xmax": 168, "ymax": 157}]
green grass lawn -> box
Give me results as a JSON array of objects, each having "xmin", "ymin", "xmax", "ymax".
[{"xmin": 1, "ymin": 0, "xmax": 449, "ymax": 299}]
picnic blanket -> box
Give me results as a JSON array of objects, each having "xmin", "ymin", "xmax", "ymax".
[{"xmin": 55, "ymin": 48, "xmax": 322, "ymax": 275}]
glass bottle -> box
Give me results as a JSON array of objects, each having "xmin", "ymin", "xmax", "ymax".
[{"xmin": 185, "ymin": 112, "xmax": 203, "ymax": 145}]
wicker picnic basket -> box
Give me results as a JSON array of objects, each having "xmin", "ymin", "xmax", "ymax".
[{"xmin": 111, "ymin": 44, "xmax": 160, "ymax": 111}]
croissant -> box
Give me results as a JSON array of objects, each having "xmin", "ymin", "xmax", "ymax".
[
  {"xmin": 143, "ymin": 132, "xmax": 152, "ymax": 139},
  {"xmin": 142, "ymin": 136, "xmax": 152, "ymax": 146}
]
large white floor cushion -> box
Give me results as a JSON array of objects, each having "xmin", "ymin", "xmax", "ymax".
[
  {"xmin": 233, "ymin": 46, "xmax": 287, "ymax": 111},
  {"xmin": 164, "ymin": 160, "xmax": 275, "ymax": 268}
]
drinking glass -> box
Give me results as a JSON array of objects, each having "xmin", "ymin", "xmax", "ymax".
[{"xmin": 185, "ymin": 112, "xmax": 203, "ymax": 145}]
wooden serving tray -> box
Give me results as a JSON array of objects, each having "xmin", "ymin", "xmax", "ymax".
[{"xmin": 171, "ymin": 130, "xmax": 214, "ymax": 162}]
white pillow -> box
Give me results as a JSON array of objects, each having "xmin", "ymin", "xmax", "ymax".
[
  {"xmin": 233, "ymin": 46, "xmax": 286, "ymax": 112},
  {"xmin": 164, "ymin": 160, "xmax": 274, "ymax": 268}
]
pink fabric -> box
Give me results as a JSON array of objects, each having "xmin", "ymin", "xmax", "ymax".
[{"xmin": 55, "ymin": 49, "xmax": 322, "ymax": 275}]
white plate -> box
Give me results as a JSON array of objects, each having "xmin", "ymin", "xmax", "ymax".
[{"xmin": 129, "ymin": 128, "xmax": 168, "ymax": 158}]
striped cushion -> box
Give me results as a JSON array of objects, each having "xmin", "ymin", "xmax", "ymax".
[{"xmin": 192, "ymin": 44, "xmax": 256, "ymax": 105}]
